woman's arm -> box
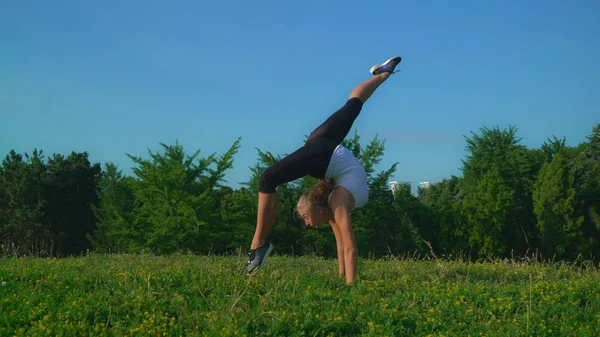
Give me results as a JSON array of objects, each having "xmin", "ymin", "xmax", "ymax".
[
  {"xmin": 329, "ymin": 220, "xmax": 345, "ymax": 277},
  {"xmin": 329, "ymin": 186, "xmax": 358, "ymax": 285},
  {"xmin": 334, "ymin": 206, "xmax": 357, "ymax": 284}
]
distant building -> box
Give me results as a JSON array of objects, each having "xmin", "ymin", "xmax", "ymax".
[
  {"xmin": 389, "ymin": 181, "xmax": 399, "ymax": 194},
  {"xmin": 389, "ymin": 181, "xmax": 411, "ymax": 195},
  {"xmin": 419, "ymin": 181, "xmax": 431, "ymax": 189}
]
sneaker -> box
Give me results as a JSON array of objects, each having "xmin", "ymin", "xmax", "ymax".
[
  {"xmin": 370, "ymin": 56, "xmax": 402, "ymax": 75},
  {"xmin": 247, "ymin": 241, "xmax": 274, "ymax": 275}
]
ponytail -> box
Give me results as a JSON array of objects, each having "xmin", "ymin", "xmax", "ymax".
[{"xmin": 297, "ymin": 178, "xmax": 336, "ymax": 215}]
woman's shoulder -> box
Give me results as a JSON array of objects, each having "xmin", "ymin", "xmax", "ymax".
[{"xmin": 327, "ymin": 185, "xmax": 356, "ymax": 212}]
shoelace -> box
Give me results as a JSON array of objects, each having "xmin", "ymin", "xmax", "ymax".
[{"xmin": 247, "ymin": 250, "xmax": 255, "ymax": 264}]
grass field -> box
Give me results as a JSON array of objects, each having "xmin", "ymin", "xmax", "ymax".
[{"xmin": 1, "ymin": 253, "xmax": 599, "ymax": 336}]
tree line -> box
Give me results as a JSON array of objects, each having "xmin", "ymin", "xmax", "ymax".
[{"xmin": 1, "ymin": 124, "xmax": 599, "ymax": 261}]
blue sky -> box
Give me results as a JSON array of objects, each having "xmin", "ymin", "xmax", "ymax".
[{"xmin": 2, "ymin": 0, "xmax": 599, "ymax": 191}]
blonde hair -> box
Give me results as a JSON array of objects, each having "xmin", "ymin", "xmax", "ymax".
[{"xmin": 296, "ymin": 178, "xmax": 336, "ymax": 216}]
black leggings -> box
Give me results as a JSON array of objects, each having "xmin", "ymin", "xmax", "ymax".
[{"xmin": 258, "ymin": 97, "xmax": 364, "ymax": 193}]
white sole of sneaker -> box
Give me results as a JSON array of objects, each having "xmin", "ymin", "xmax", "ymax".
[{"xmin": 370, "ymin": 56, "xmax": 402, "ymax": 74}]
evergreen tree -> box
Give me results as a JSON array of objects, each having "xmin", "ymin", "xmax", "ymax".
[
  {"xmin": 44, "ymin": 152, "xmax": 101, "ymax": 256},
  {"xmin": 421, "ymin": 176, "xmax": 468, "ymax": 256},
  {"xmin": 0, "ymin": 150, "xmax": 47, "ymax": 255},
  {"xmin": 126, "ymin": 139, "xmax": 240, "ymax": 254},
  {"xmin": 89, "ymin": 163, "xmax": 136, "ymax": 253},
  {"xmin": 464, "ymin": 168, "xmax": 514, "ymax": 258},
  {"xmin": 533, "ymin": 153, "xmax": 584, "ymax": 259},
  {"xmin": 578, "ymin": 124, "xmax": 600, "ymax": 256},
  {"xmin": 462, "ymin": 126, "xmax": 541, "ymax": 258}
]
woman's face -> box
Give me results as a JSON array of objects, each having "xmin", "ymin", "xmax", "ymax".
[{"xmin": 299, "ymin": 206, "xmax": 331, "ymax": 228}]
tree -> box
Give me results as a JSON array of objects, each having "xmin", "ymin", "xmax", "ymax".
[
  {"xmin": 421, "ymin": 176, "xmax": 469, "ymax": 256},
  {"xmin": 584, "ymin": 165, "xmax": 600, "ymax": 239},
  {"xmin": 0, "ymin": 150, "xmax": 48, "ymax": 256},
  {"xmin": 219, "ymin": 186, "xmax": 257, "ymax": 252},
  {"xmin": 125, "ymin": 139, "xmax": 240, "ymax": 254},
  {"xmin": 577, "ymin": 123, "xmax": 600, "ymax": 257},
  {"xmin": 541, "ymin": 136, "xmax": 567, "ymax": 162},
  {"xmin": 43, "ymin": 152, "xmax": 101, "ymax": 256},
  {"xmin": 533, "ymin": 153, "xmax": 584, "ymax": 259},
  {"xmin": 89, "ymin": 163, "xmax": 136, "ymax": 253},
  {"xmin": 127, "ymin": 141, "xmax": 214, "ymax": 254},
  {"xmin": 464, "ymin": 169, "xmax": 514, "ymax": 258},
  {"xmin": 462, "ymin": 126, "xmax": 542, "ymax": 258},
  {"xmin": 584, "ymin": 124, "xmax": 600, "ymax": 163}
]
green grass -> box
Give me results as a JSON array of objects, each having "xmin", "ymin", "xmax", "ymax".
[{"xmin": 1, "ymin": 253, "xmax": 599, "ymax": 337}]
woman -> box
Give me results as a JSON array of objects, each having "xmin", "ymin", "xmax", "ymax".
[{"xmin": 247, "ymin": 56, "xmax": 402, "ymax": 284}]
